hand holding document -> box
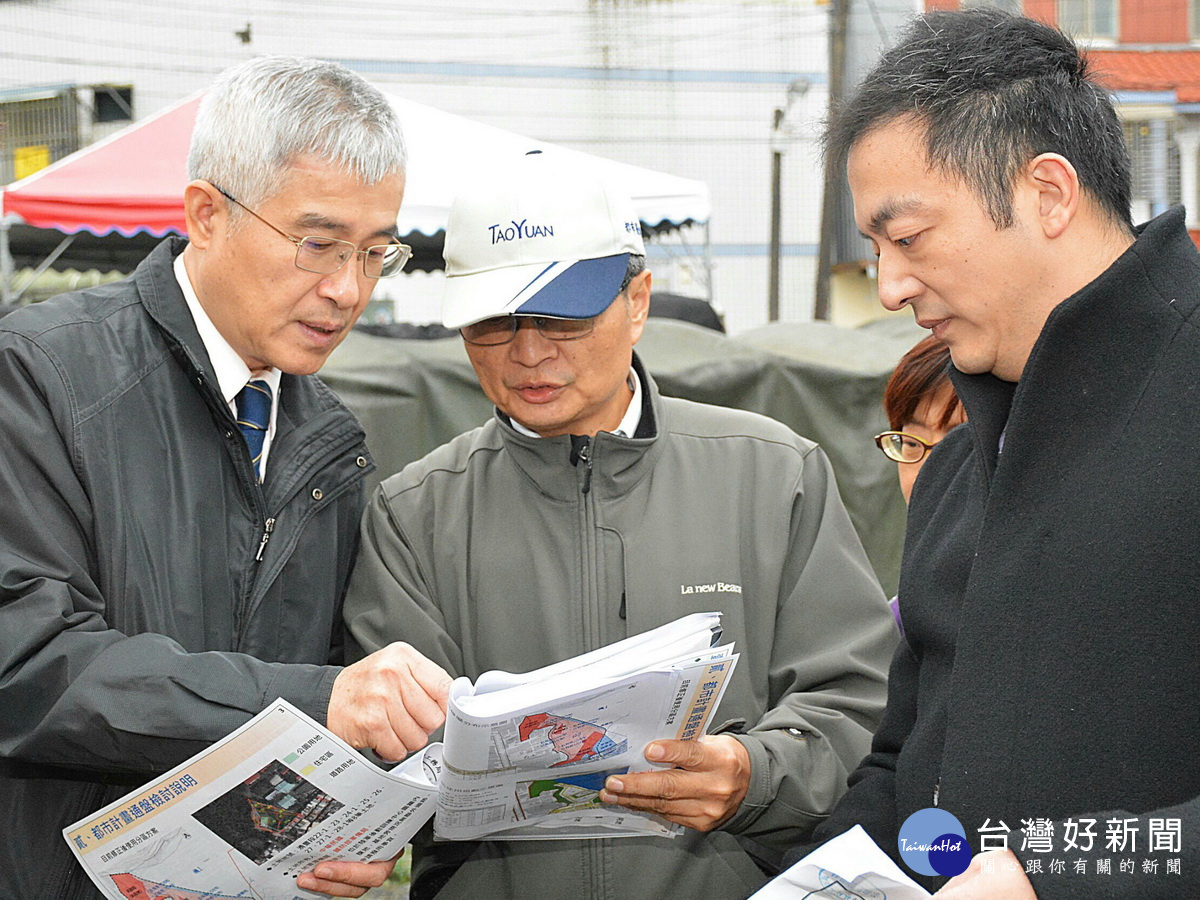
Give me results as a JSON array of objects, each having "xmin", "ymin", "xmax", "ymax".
[
  {"xmin": 64, "ymin": 699, "xmax": 439, "ymax": 900},
  {"xmin": 436, "ymin": 610, "xmax": 738, "ymax": 841},
  {"xmin": 64, "ymin": 613, "xmax": 738, "ymax": 896},
  {"xmin": 750, "ymin": 825, "xmax": 933, "ymax": 899}
]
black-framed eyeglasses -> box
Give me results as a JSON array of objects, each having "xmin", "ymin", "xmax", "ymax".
[
  {"xmin": 874, "ymin": 430, "xmax": 938, "ymax": 464},
  {"xmin": 460, "ymin": 315, "xmax": 597, "ymax": 347},
  {"xmin": 213, "ymin": 185, "xmax": 412, "ymax": 279}
]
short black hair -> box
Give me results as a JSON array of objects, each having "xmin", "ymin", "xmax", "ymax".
[{"xmin": 826, "ymin": 9, "xmax": 1134, "ymax": 232}]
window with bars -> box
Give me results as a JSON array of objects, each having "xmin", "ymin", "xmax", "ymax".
[
  {"xmin": 1123, "ymin": 119, "xmax": 1181, "ymax": 213},
  {"xmin": 962, "ymin": 0, "xmax": 1024, "ymax": 15},
  {"xmin": 0, "ymin": 88, "xmax": 80, "ymax": 183},
  {"xmin": 1058, "ymin": 0, "xmax": 1118, "ymax": 39}
]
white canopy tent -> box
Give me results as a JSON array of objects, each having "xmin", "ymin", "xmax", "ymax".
[{"xmin": 0, "ymin": 89, "xmax": 712, "ymax": 305}]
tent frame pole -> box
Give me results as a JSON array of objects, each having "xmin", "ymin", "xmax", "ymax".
[
  {"xmin": 8, "ymin": 233, "xmax": 76, "ymax": 304},
  {"xmin": 1, "ymin": 204, "xmax": 11, "ymax": 305},
  {"xmin": 705, "ymin": 220, "xmax": 714, "ymax": 308}
]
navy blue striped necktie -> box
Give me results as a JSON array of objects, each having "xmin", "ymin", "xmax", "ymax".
[{"xmin": 235, "ymin": 379, "xmax": 272, "ymax": 481}]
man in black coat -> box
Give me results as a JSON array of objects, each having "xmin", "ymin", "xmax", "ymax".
[
  {"xmin": 790, "ymin": 9, "xmax": 1199, "ymax": 899},
  {"xmin": 0, "ymin": 56, "xmax": 451, "ymax": 899}
]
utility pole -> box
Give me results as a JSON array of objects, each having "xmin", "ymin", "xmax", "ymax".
[
  {"xmin": 815, "ymin": 0, "xmax": 849, "ymax": 321},
  {"xmin": 768, "ymin": 107, "xmax": 785, "ymax": 322},
  {"xmin": 768, "ymin": 79, "xmax": 809, "ymax": 322}
]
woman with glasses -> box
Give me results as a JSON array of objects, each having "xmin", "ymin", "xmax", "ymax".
[
  {"xmin": 874, "ymin": 336, "xmax": 965, "ymax": 636},
  {"xmin": 875, "ymin": 335, "xmax": 966, "ymax": 504}
]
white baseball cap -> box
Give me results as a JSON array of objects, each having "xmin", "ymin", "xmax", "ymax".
[{"xmin": 442, "ymin": 150, "xmax": 646, "ymax": 330}]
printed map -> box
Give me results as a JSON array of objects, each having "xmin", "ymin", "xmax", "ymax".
[
  {"xmin": 515, "ymin": 768, "xmax": 628, "ymax": 818},
  {"xmin": 481, "ymin": 687, "xmax": 637, "ymax": 772},
  {"xmin": 108, "ymin": 872, "xmax": 252, "ymax": 900},
  {"xmin": 518, "ymin": 713, "xmax": 622, "ymax": 767}
]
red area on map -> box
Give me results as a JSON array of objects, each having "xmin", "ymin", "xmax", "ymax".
[
  {"xmin": 519, "ymin": 713, "xmax": 607, "ymax": 767},
  {"xmin": 111, "ymin": 873, "xmax": 153, "ymax": 900}
]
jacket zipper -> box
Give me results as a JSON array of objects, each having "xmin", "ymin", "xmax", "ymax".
[
  {"xmin": 578, "ymin": 440, "xmax": 594, "ymax": 494},
  {"xmin": 574, "ymin": 439, "xmax": 623, "ymax": 620},
  {"xmin": 234, "ymin": 425, "xmax": 368, "ymax": 651},
  {"xmin": 578, "ymin": 436, "xmax": 607, "ymax": 897},
  {"xmin": 574, "ymin": 435, "xmax": 598, "ymax": 648},
  {"xmin": 255, "ymin": 517, "xmax": 276, "ymax": 561}
]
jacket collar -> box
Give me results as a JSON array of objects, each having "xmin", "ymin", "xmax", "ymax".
[
  {"xmin": 135, "ymin": 237, "xmax": 219, "ymax": 389},
  {"xmin": 495, "ymin": 352, "xmax": 668, "ymax": 502},
  {"xmin": 951, "ymin": 206, "xmax": 1198, "ymax": 484}
]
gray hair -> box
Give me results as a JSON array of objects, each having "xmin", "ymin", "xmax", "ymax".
[
  {"xmin": 619, "ymin": 254, "xmax": 647, "ymax": 294},
  {"xmin": 188, "ymin": 56, "xmax": 406, "ymax": 217}
]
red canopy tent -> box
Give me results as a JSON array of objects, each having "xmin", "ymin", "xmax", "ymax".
[{"xmin": 2, "ymin": 94, "xmax": 201, "ymax": 238}]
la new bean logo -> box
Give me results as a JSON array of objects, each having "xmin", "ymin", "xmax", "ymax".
[{"xmin": 898, "ymin": 808, "xmax": 972, "ymax": 878}]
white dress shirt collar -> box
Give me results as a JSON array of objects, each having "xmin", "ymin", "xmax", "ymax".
[{"xmin": 174, "ymin": 253, "xmax": 282, "ymax": 474}]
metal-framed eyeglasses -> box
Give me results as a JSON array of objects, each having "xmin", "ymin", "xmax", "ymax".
[
  {"xmin": 460, "ymin": 314, "xmax": 597, "ymax": 347},
  {"xmin": 213, "ymin": 185, "xmax": 412, "ymax": 279},
  {"xmin": 874, "ymin": 430, "xmax": 938, "ymax": 464}
]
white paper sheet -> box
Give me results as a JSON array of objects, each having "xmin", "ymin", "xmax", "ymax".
[
  {"xmin": 750, "ymin": 825, "xmax": 933, "ymax": 900},
  {"xmin": 64, "ymin": 700, "xmax": 437, "ymax": 900}
]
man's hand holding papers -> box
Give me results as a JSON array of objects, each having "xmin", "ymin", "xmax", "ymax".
[
  {"xmin": 295, "ymin": 853, "xmax": 402, "ymax": 898},
  {"xmin": 599, "ymin": 734, "xmax": 751, "ymax": 831}
]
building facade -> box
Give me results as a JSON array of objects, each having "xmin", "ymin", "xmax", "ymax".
[{"xmin": 0, "ymin": 0, "xmax": 872, "ymax": 333}]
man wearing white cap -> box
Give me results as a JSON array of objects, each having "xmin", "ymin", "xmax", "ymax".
[{"xmin": 343, "ymin": 150, "xmax": 898, "ymax": 899}]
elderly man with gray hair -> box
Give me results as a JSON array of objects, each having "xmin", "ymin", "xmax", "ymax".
[{"xmin": 0, "ymin": 56, "xmax": 451, "ymax": 898}]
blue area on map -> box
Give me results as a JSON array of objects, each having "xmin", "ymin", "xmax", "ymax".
[{"xmin": 556, "ymin": 769, "xmax": 625, "ymax": 792}]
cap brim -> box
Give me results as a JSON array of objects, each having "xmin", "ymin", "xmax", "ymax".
[{"xmin": 443, "ymin": 253, "xmax": 630, "ymax": 329}]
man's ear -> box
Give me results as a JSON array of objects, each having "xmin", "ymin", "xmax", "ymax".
[
  {"xmin": 626, "ymin": 269, "xmax": 652, "ymax": 344},
  {"xmin": 183, "ymin": 180, "xmax": 225, "ymax": 250},
  {"xmin": 1026, "ymin": 153, "xmax": 1080, "ymax": 240}
]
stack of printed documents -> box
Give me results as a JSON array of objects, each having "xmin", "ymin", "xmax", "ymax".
[
  {"xmin": 437, "ymin": 610, "xmax": 737, "ymax": 841},
  {"xmin": 63, "ymin": 612, "xmax": 737, "ymax": 899}
]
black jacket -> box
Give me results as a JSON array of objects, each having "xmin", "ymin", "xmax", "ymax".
[
  {"xmin": 0, "ymin": 239, "xmax": 374, "ymax": 898},
  {"xmin": 803, "ymin": 208, "xmax": 1200, "ymax": 897}
]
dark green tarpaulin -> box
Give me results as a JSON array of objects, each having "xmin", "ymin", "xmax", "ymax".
[{"xmin": 321, "ymin": 315, "xmax": 927, "ymax": 595}]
